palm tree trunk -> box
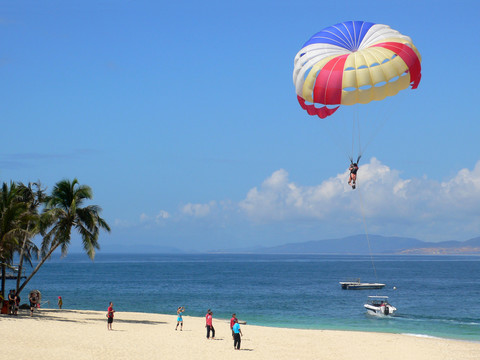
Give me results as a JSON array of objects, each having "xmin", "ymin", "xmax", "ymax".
[
  {"xmin": 16, "ymin": 230, "xmax": 29, "ymax": 294},
  {"xmin": 16, "ymin": 244, "xmax": 59, "ymax": 296},
  {"xmin": 1, "ymin": 264, "xmax": 5, "ymax": 298}
]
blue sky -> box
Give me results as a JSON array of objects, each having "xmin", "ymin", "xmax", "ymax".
[{"xmin": 1, "ymin": 0, "xmax": 479, "ymax": 252}]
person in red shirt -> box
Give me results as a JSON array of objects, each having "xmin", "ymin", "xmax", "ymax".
[
  {"xmin": 230, "ymin": 313, "xmax": 237, "ymax": 339},
  {"xmin": 107, "ymin": 302, "xmax": 115, "ymax": 330},
  {"xmin": 205, "ymin": 309, "xmax": 215, "ymax": 339}
]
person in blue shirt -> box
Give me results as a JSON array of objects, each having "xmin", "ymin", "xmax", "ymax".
[
  {"xmin": 175, "ymin": 306, "xmax": 185, "ymax": 331},
  {"xmin": 232, "ymin": 319, "xmax": 243, "ymax": 350}
]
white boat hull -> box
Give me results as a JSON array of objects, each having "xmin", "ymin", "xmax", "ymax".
[{"xmin": 364, "ymin": 303, "xmax": 396, "ymax": 316}]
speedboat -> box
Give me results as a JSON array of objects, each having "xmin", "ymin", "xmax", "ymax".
[{"xmin": 364, "ymin": 296, "xmax": 396, "ymax": 316}]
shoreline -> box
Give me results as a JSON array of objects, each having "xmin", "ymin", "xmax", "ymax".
[
  {"xmin": 7, "ymin": 303, "xmax": 477, "ymax": 343},
  {"xmin": 2, "ymin": 308, "xmax": 479, "ymax": 359}
]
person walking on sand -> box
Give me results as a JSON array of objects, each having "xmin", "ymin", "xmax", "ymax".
[
  {"xmin": 58, "ymin": 296, "xmax": 63, "ymax": 309},
  {"xmin": 232, "ymin": 318, "xmax": 243, "ymax": 350},
  {"xmin": 230, "ymin": 313, "xmax": 237, "ymax": 339},
  {"xmin": 107, "ymin": 302, "xmax": 115, "ymax": 330},
  {"xmin": 175, "ymin": 306, "xmax": 185, "ymax": 331},
  {"xmin": 205, "ymin": 309, "xmax": 215, "ymax": 339}
]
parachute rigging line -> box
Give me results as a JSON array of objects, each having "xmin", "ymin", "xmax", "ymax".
[
  {"xmin": 356, "ymin": 106, "xmax": 361, "ymax": 161},
  {"xmin": 351, "ymin": 111, "xmax": 356, "ymax": 162},
  {"xmin": 316, "ymin": 117, "xmax": 354, "ymax": 163},
  {"xmin": 356, "ymin": 183, "xmax": 378, "ymax": 281},
  {"xmin": 355, "ymin": 93, "xmax": 407, "ymax": 160}
]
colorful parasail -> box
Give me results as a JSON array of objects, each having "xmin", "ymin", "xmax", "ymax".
[{"xmin": 293, "ymin": 21, "xmax": 422, "ymax": 119}]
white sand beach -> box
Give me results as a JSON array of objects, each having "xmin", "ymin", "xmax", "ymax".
[{"xmin": 1, "ymin": 309, "xmax": 478, "ymax": 360}]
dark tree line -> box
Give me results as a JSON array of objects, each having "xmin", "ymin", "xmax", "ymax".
[{"xmin": 0, "ymin": 179, "xmax": 110, "ymax": 298}]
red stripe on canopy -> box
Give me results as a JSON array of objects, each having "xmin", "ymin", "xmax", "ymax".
[
  {"xmin": 313, "ymin": 55, "xmax": 348, "ymax": 105},
  {"xmin": 372, "ymin": 42, "xmax": 422, "ymax": 89},
  {"xmin": 297, "ymin": 95, "xmax": 339, "ymax": 119}
]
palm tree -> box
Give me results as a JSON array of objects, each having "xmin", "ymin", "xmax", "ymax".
[
  {"xmin": 15, "ymin": 182, "xmax": 45, "ymax": 294},
  {"xmin": 16, "ymin": 178, "xmax": 110, "ymax": 296},
  {"xmin": 0, "ymin": 182, "xmax": 28, "ymax": 297}
]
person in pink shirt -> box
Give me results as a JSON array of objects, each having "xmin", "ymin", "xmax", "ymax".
[
  {"xmin": 107, "ymin": 302, "xmax": 115, "ymax": 330},
  {"xmin": 205, "ymin": 309, "xmax": 215, "ymax": 339},
  {"xmin": 230, "ymin": 313, "xmax": 237, "ymax": 339}
]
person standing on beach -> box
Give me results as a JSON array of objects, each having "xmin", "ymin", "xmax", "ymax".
[
  {"xmin": 29, "ymin": 291, "xmax": 37, "ymax": 316},
  {"xmin": 107, "ymin": 302, "xmax": 115, "ymax": 330},
  {"xmin": 175, "ymin": 306, "xmax": 185, "ymax": 331},
  {"xmin": 8, "ymin": 290, "xmax": 15, "ymax": 315},
  {"xmin": 14, "ymin": 294, "xmax": 20, "ymax": 315},
  {"xmin": 205, "ymin": 309, "xmax": 215, "ymax": 339},
  {"xmin": 230, "ymin": 313, "xmax": 237, "ymax": 339},
  {"xmin": 58, "ymin": 296, "xmax": 63, "ymax": 309},
  {"xmin": 232, "ymin": 319, "xmax": 243, "ymax": 350}
]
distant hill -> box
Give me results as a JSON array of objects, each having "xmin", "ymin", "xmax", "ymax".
[
  {"xmin": 248, "ymin": 235, "xmax": 480, "ymax": 255},
  {"xmin": 398, "ymin": 236, "xmax": 480, "ymax": 255}
]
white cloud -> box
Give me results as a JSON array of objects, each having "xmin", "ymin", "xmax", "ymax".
[
  {"xmin": 156, "ymin": 210, "xmax": 170, "ymax": 221},
  {"xmin": 182, "ymin": 201, "xmax": 216, "ymax": 218},
  {"xmin": 239, "ymin": 166, "xmax": 349, "ymax": 221},
  {"xmin": 238, "ymin": 158, "xmax": 480, "ymax": 240},
  {"xmin": 139, "ymin": 210, "xmax": 171, "ymax": 225}
]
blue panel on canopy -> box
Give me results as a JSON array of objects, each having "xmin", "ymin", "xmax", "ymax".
[{"xmin": 302, "ymin": 21, "xmax": 375, "ymax": 51}]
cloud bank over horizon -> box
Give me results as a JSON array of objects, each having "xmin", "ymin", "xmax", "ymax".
[{"xmin": 113, "ymin": 158, "xmax": 480, "ymax": 248}]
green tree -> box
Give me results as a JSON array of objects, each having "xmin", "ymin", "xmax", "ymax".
[
  {"xmin": 0, "ymin": 182, "xmax": 28, "ymax": 297},
  {"xmin": 17, "ymin": 178, "xmax": 110, "ymax": 295}
]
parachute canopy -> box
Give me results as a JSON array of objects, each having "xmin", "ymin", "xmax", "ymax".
[{"xmin": 293, "ymin": 21, "xmax": 422, "ymax": 119}]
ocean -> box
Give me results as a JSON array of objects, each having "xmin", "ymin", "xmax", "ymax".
[{"xmin": 7, "ymin": 253, "xmax": 480, "ymax": 341}]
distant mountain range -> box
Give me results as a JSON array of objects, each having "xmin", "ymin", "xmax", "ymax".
[{"xmin": 230, "ymin": 235, "xmax": 480, "ymax": 255}]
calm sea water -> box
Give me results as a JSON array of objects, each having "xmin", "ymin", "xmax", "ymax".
[{"xmin": 7, "ymin": 254, "xmax": 480, "ymax": 341}]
